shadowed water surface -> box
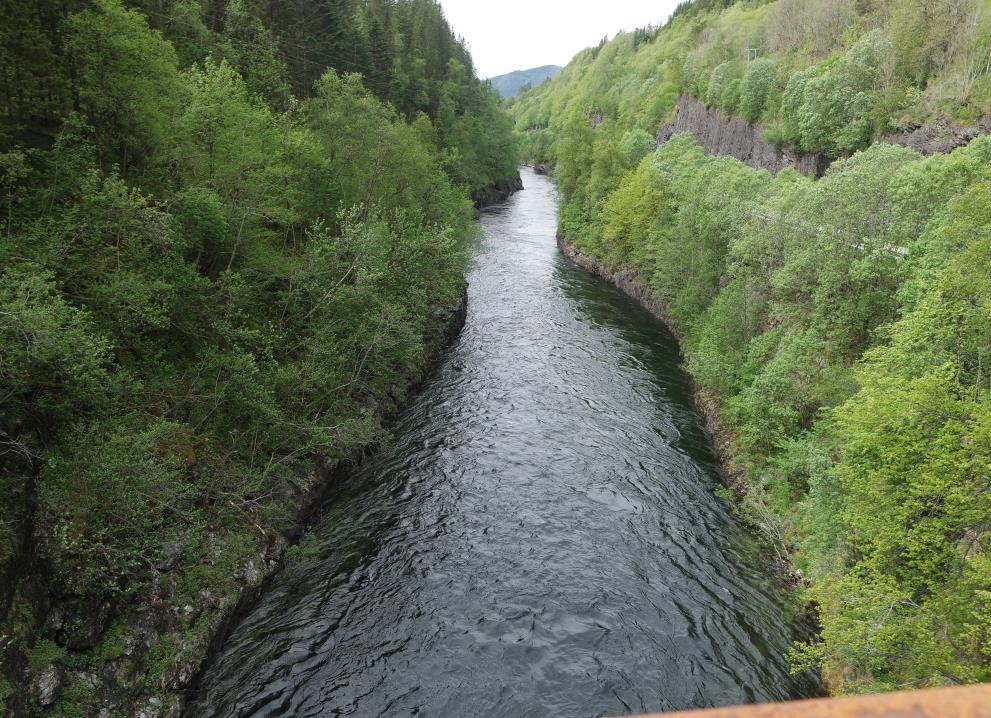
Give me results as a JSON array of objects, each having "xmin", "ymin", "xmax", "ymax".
[{"xmin": 191, "ymin": 169, "xmax": 820, "ymax": 717}]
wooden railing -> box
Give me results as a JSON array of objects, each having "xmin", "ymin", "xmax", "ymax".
[{"xmin": 632, "ymin": 684, "xmax": 991, "ymax": 718}]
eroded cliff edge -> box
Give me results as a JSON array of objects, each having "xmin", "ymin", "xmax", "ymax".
[
  {"xmin": 656, "ymin": 95, "xmax": 829, "ymax": 177},
  {"xmin": 656, "ymin": 94, "xmax": 991, "ymax": 178},
  {"xmin": 471, "ymin": 174, "xmax": 525, "ymax": 210}
]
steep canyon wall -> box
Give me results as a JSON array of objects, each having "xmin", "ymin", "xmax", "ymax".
[
  {"xmin": 655, "ymin": 94, "xmax": 991, "ymax": 178},
  {"xmin": 656, "ymin": 95, "xmax": 829, "ymax": 177}
]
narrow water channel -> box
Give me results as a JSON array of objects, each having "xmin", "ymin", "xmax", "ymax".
[{"xmin": 191, "ymin": 168, "xmax": 820, "ymax": 717}]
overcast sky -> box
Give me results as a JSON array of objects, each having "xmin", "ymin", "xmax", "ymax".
[{"xmin": 439, "ymin": 1, "xmax": 683, "ymax": 79}]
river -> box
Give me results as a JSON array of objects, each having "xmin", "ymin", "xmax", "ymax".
[{"xmin": 190, "ymin": 168, "xmax": 820, "ymax": 717}]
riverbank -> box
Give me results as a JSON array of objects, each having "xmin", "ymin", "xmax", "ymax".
[
  {"xmin": 471, "ymin": 174, "xmax": 526, "ymax": 211},
  {"xmin": 5, "ymin": 290, "xmax": 468, "ymax": 718},
  {"xmin": 183, "ymin": 289, "xmax": 470, "ymax": 712},
  {"xmin": 556, "ymin": 233, "xmax": 795, "ymax": 578},
  {"xmin": 557, "ymin": 235, "xmax": 742, "ymax": 482},
  {"xmin": 178, "ymin": 289, "xmax": 469, "ymax": 715}
]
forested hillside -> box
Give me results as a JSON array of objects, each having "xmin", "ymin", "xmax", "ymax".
[
  {"xmin": 489, "ymin": 65, "xmax": 562, "ymax": 98},
  {"xmin": 0, "ymin": 1, "xmax": 517, "ymax": 714},
  {"xmin": 515, "ymin": 0, "xmax": 991, "ymax": 163},
  {"xmin": 512, "ymin": 0, "xmax": 991, "ymax": 695}
]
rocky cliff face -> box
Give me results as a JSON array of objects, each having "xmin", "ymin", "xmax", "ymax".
[
  {"xmin": 656, "ymin": 95, "xmax": 829, "ymax": 178},
  {"xmin": 881, "ymin": 115, "xmax": 991, "ymax": 155},
  {"xmin": 471, "ymin": 174, "xmax": 524, "ymax": 210},
  {"xmin": 657, "ymin": 94, "xmax": 990, "ymax": 178}
]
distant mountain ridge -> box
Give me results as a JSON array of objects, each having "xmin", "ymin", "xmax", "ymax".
[{"xmin": 488, "ymin": 65, "xmax": 561, "ymax": 98}]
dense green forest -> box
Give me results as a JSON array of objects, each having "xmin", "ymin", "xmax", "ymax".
[
  {"xmin": 513, "ymin": 0, "xmax": 991, "ymax": 696},
  {"xmin": 0, "ymin": 0, "xmax": 517, "ymax": 714}
]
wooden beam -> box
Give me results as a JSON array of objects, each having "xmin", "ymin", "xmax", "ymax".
[{"xmin": 630, "ymin": 684, "xmax": 991, "ymax": 718}]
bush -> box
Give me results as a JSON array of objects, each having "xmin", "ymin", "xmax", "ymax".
[
  {"xmin": 739, "ymin": 58, "xmax": 778, "ymax": 123},
  {"xmin": 618, "ymin": 129, "xmax": 658, "ymax": 167},
  {"xmin": 780, "ymin": 31, "xmax": 894, "ymax": 154},
  {"xmin": 706, "ymin": 61, "xmax": 736, "ymax": 108},
  {"xmin": 40, "ymin": 417, "xmax": 198, "ymax": 597}
]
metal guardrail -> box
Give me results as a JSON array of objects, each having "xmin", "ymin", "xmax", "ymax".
[{"xmin": 630, "ymin": 684, "xmax": 991, "ymax": 718}]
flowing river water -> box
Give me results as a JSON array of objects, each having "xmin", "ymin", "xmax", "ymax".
[{"xmin": 191, "ymin": 168, "xmax": 821, "ymax": 717}]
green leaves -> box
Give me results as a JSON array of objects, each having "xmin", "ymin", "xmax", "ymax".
[
  {"xmin": 618, "ymin": 129, "xmax": 658, "ymax": 168},
  {"xmin": 810, "ymin": 364, "xmax": 991, "ymax": 687},
  {"xmin": 739, "ymin": 58, "xmax": 778, "ymax": 123},
  {"xmin": 0, "ymin": 265, "xmax": 113, "ymax": 412},
  {"xmin": 790, "ymin": 179, "xmax": 991, "ymax": 690},
  {"xmin": 40, "ymin": 416, "xmax": 197, "ymax": 596},
  {"xmin": 706, "ymin": 61, "xmax": 743, "ymax": 116},
  {"xmin": 779, "ymin": 31, "xmax": 896, "ymax": 155},
  {"xmin": 64, "ymin": 0, "xmax": 181, "ymax": 175},
  {"xmin": 0, "ymin": 0, "xmax": 503, "ymax": 693}
]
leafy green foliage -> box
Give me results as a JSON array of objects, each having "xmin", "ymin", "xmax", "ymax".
[
  {"xmin": 779, "ymin": 31, "xmax": 896, "ymax": 154},
  {"xmin": 739, "ymin": 58, "xmax": 778, "ymax": 123},
  {"xmin": 583, "ymin": 131, "xmax": 991, "ymax": 692},
  {"xmin": 2, "ymin": 0, "xmax": 519, "ymax": 196},
  {"xmin": 618, "ymin": 129, "xmax": 658, "ymax": 167},
  {"xmin": 801, "ymin": 181, "xmax": 991, "ymax": 688},
  {"xmin": 706, "ymin": 61, "xmax": 743, "ymax": 115},
  {"xmin": 64, "ymin": 0, "xmax": 181, "ymax": 175},
  {"xmin": 0, "ymin": 0, "xmax": 513, "ymax": 707},
  {"xmin": 513, "ymin": 0, "xmax": 991, "ymax": 167},
  {"xmin": 512, "ymin": 0, "xmax": 991, "ymax": 687}
]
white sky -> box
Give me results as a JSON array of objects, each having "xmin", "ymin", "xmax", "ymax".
[{"xmin": 439, "ymin": 1, "xmax": 684, "ymax": 79}]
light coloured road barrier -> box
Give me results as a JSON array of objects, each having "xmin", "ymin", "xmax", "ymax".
[{"xmin": 631, "ymin": 684, "xmax": 991, "ymax": 718}]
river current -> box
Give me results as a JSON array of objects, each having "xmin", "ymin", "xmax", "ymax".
[{"xmin": 191, "ymin": 168, "xmax": 820, "ymax": 717}]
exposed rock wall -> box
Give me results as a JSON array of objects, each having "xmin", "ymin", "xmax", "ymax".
[
  {"xmin": 656, "ymin": 95, "xmax": 830, "ymax": 177},
  {"xmin": 657, "ymin": 94, "xmax": 991, "ymax": 179},
  {"xmin": 471, "ymin": 174, "xmax": 524, "ymax": 210},
  {"xmin": 881, "ymin": 116, "xmax": 991, "ymax": 155}
]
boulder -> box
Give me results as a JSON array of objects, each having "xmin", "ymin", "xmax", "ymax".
[{"xmin": 29, "ymin": 663, "xmax": 62, "ymax": 707}]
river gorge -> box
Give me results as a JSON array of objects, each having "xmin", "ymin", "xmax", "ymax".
[{"xmin": 189, "ymin": 168, "xmax": 820, "ymax": 717}]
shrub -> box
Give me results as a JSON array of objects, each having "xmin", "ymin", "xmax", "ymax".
[
  {"xmin": 739, "ymin": 58, "xmax": 778, "ymax": 123},
  {"xmin": 618, "ymin": 129, "xmax": 658, "ymax": 167}
]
